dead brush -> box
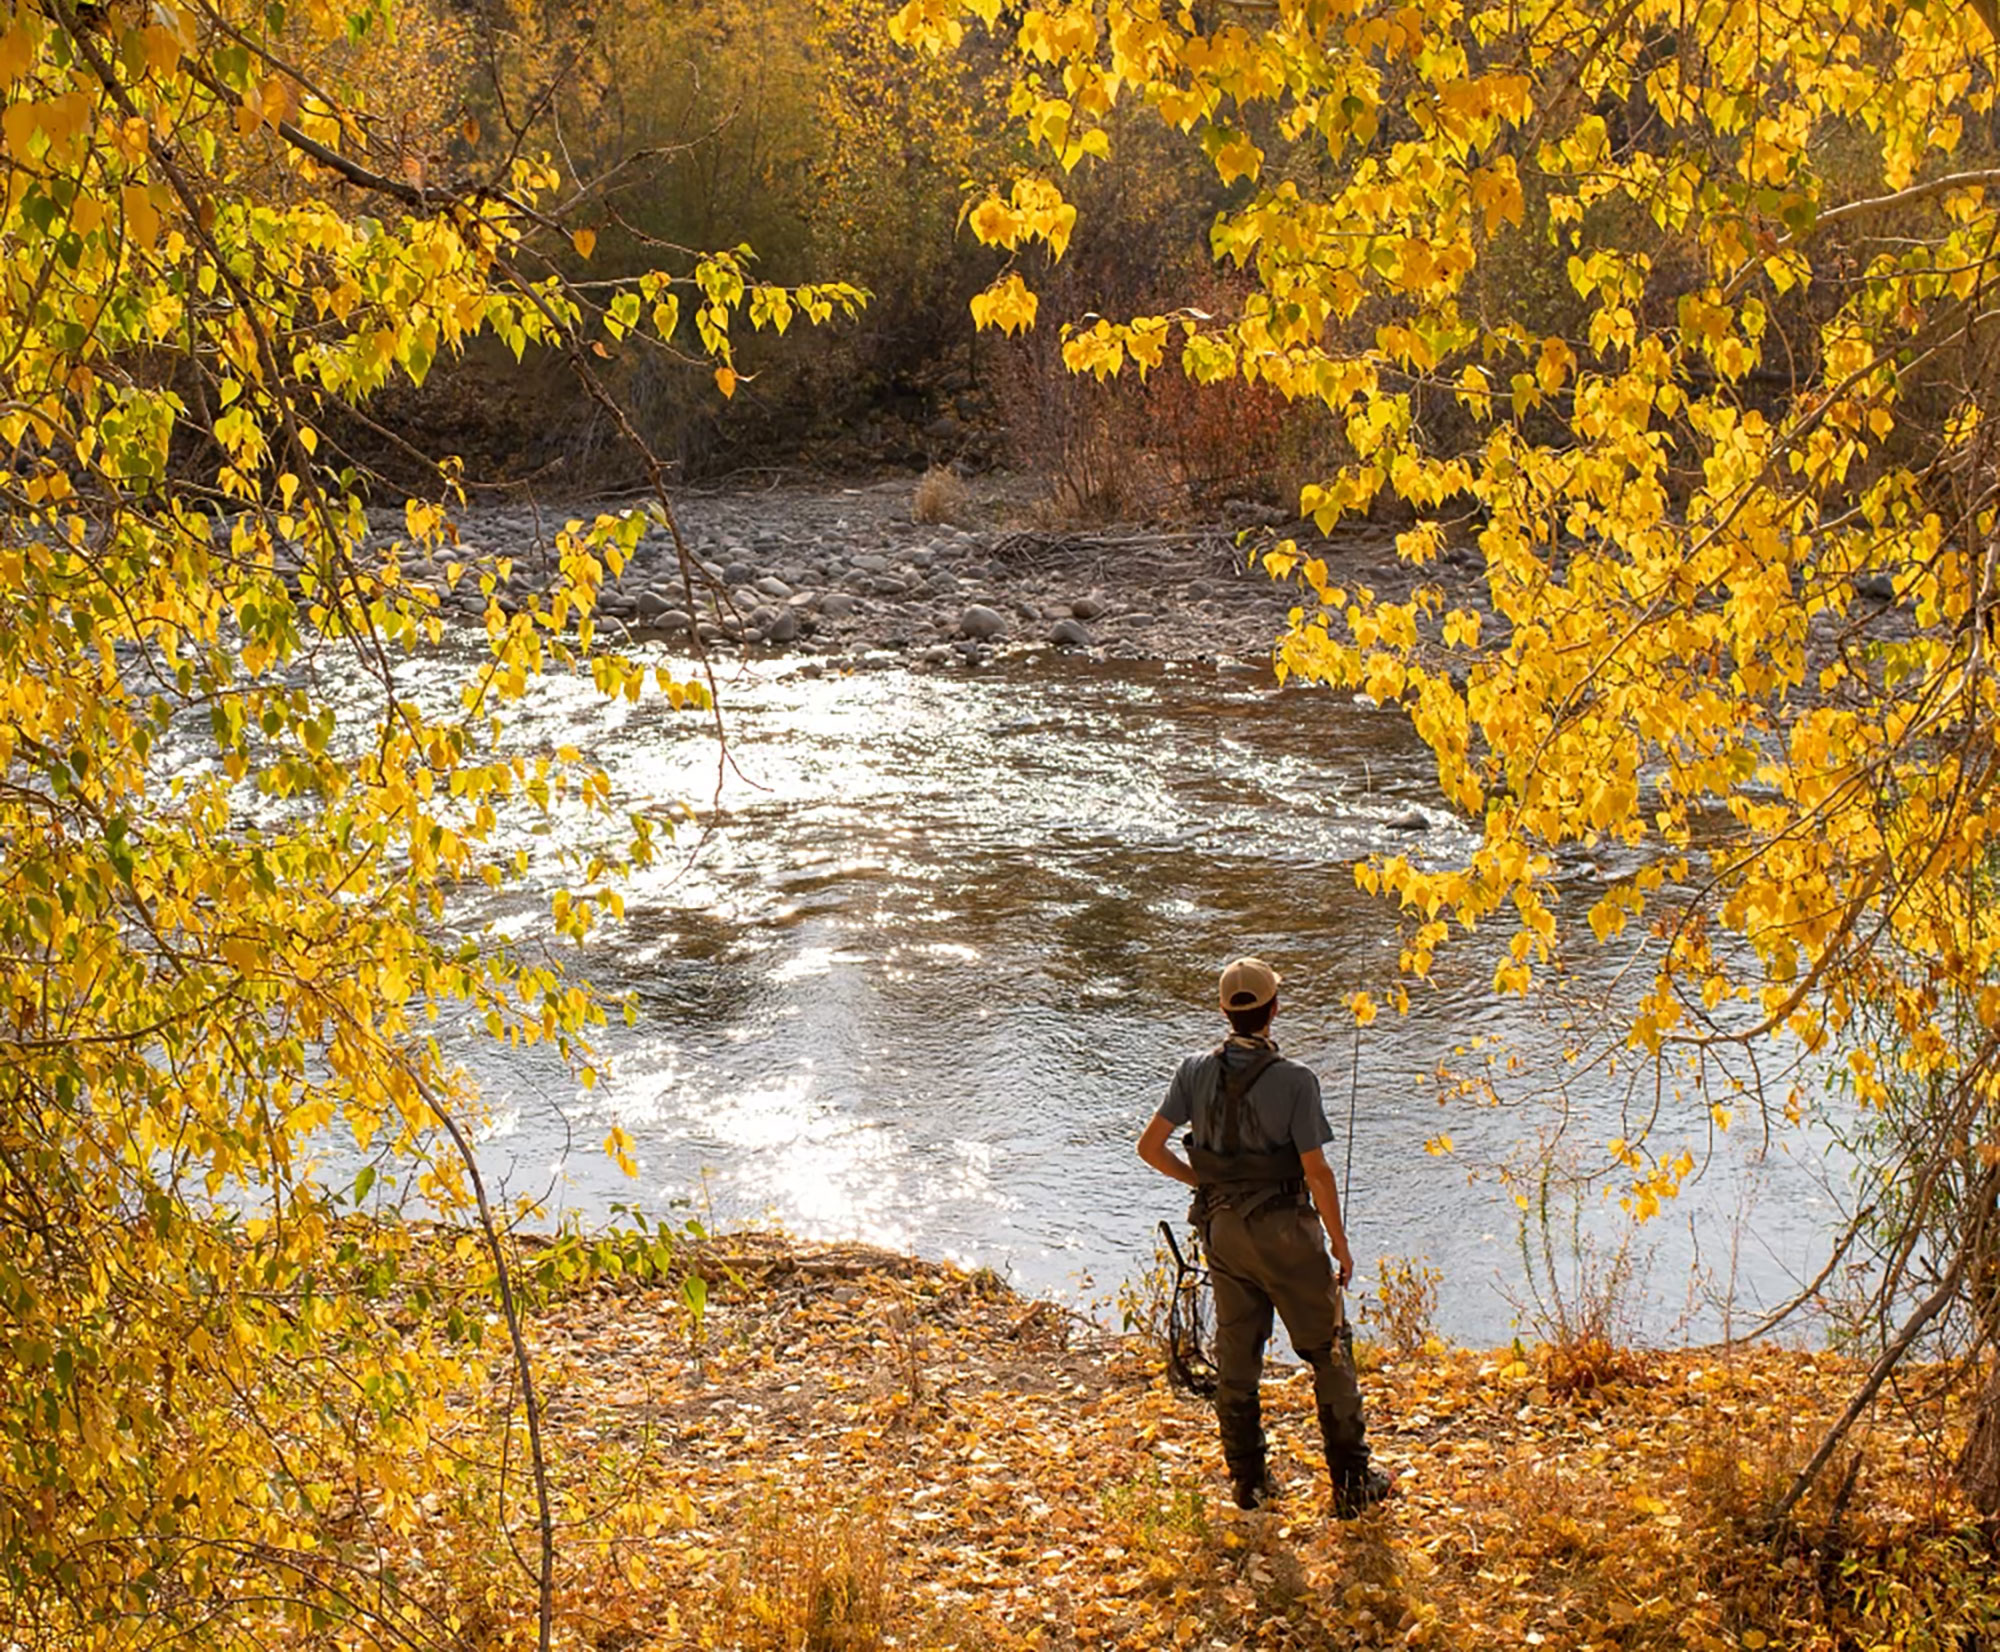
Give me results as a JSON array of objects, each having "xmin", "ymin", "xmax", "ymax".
[
  {"xmin": 1365, "ymin": 1255, "xmax": 1443, "ymax": 1357},
  {"xmin": 1682, "ymin": 1395, "xmax": 1814, "ymax": 1534},
  {"xmin": 882, "ymin": 1279, "xmax": 928, "ymax": 1419},
  {"xmin": 1512, "ymin": 1157, "xmax": 1652, "ymax": 1399},
  {"xmin": 1113, "ymin": 1232, "xmax": 1176, "ymax": 1358},
  {"xmin": 1681, "ymin": 1402, "xmax": 2000, "ymax": 1652},
  {"xmin": 1490, "ymin": 1450, "xmax": 1608, "ymax": 1566},
  {"xmin": 910, "ymin": 466, "xmax": 968, "ymax": 526},
  {"xmin": 1459, "ymin": 1441, "xmax": 1699, "ymax": 1644},
  {"xmin": 698, "ymin": 1481, "xmax": 891, "ymax": 1652},
  {"xmin": 1545, "ymin": 1334, "xmax": 1651, "ymax": 1399}
]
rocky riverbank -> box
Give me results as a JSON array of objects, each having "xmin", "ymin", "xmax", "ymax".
[{"xmin": 378, "ymin": 475, "xmax": 1486, "ymax": 670}]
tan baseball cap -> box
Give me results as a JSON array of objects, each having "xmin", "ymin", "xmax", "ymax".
[{"xmin": 1218, "ymin": 956, "xmax": 1280, "ymax": 1012}]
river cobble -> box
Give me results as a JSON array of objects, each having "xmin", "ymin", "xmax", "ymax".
[{"xmin": 367, "ymin": 475, "xmax": 1481, "ymax": 669}]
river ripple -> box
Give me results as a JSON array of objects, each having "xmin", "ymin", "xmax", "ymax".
[{"xmin": 343, "ymin": 643, "xmax": 1844, "ymax": 1343}]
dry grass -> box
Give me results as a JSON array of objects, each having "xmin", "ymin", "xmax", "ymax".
[
  {"xmin": 695, "ymin": 1482, "xmax": 890, "ymax": 1652},
  {"xmin": 1028, "ymin": 442, "xmax": 1185, "ymax": 526},
  {"xmin": 911, "ymin": 466, "xmax": 969, "ymax": 525}
]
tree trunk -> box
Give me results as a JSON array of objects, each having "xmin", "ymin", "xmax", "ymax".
[
  {"xmin": 1961, "ymin": 1178, "xmax": 2000, "ymax": 1518},
  {"xmin": 1961, "ymin": 1353, "xmax": 2000, "ymax": 1516}
]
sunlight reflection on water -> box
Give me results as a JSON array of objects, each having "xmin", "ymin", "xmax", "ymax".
[{"xmin": 314, "ymin": 643, "xmax": 1851, "ymax": 1342}]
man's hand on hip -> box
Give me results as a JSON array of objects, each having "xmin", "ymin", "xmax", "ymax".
[{"xmin": 1136, "ymin": 1113, "xmax": 1201, "ymax": 1189}]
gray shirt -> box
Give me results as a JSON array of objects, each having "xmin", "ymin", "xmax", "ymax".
[{"xmin": 1158, "ymin": 1037, "xmax": 1335, "ymax": 1158}]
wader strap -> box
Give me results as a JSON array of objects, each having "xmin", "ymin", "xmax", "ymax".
[
  {"xmin": 1189, "ymin": 1044, "xmax": 1305, "ymax": 1223},
  {"xmin": 1187, "ymin": 1144, "xmax": 1308, "ymax": 1221},
  {"xmin": 1212, "ymin": 1045, "xmax": 1280, "ymax": 1156}
]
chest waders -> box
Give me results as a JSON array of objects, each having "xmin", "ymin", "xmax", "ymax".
[{"xmin": 1185, "ymin": 1046, "xmax": 1306, "ymax": 1224}]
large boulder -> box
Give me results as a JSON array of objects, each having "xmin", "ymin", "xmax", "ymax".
[{"xmin": 959, "ymin": 604, "xmax": 1008, "ymax": 641}]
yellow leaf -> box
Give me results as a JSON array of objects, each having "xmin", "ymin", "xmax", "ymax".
[
  {"xmin": 259, "ymin": 75, "xmax": 291, "ymax": 127},
  {"xmin": 572, "ymin": 227, "xmax": 597, "ymax": 260},
  {"xmin": 967, "ymin": 196, "xmax": 1017, "ymax": 247},
  {"xmin": 1214, "ymin": 132, "xmax": 1262, "ymax": 185},
  {"xmin": 969, "ymin": 273, "xmax": 1039, "ymax": 336},
  {"xmin": 0, "ymin": 26, "xmax": 31, "ymax": 84},
  {"xmin": 122, "ymin": 184, "xmax": 160, "ymax": 250},
  {"xmin": 2, "ymin": 100, "xmax": 37, "ymax": 155}
]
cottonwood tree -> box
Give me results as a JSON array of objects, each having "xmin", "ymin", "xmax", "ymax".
[
  {"xmin": 0, "ymin": 0, "xmax": 857, "ymax": 1646},
  {"xmin": 902, "ymin": 0, "xmax": 2000, "ymax": 1512}
]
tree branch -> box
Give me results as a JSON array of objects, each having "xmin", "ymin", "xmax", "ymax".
[
  {"xmin": 1768, "ymin": 1166, "xmax": 1999, "ymax": 1526},
  {"xmin": 1725, "ymin": 170, "xmax": 2000, "ymax": 303},
  {"xmin": 419, "ymin": 1078, "xmax": 557, "ymax": 1652}
]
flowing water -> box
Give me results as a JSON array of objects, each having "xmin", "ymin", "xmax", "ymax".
[{"xmin": 326, "ymin": 643, "xmax": 1844, "ymax": 1344}]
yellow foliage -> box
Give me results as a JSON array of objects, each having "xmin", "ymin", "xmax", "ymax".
[
  {"xmin": 900, "ymin": 0, "xmax": 2000, "ymax": 1206},
  {"xmin": 971, "ymin": 271, "xmax": 1041, "ymax": 334},
  {"xmin": 0, "ymin": 0, "xmax": 845, "ymax": 1642}
]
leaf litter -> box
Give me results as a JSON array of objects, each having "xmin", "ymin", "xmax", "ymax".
[{"xmin": 469, "ymin": 1234, "xmax": 2000, "ymax": 1651}]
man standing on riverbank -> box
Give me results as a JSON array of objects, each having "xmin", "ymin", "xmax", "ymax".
[{"xmin": 1136, "ymin": 958, "xmax": 1392, "ymax": 1518}]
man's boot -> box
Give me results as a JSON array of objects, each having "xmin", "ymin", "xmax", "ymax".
[
  {"xmin": 1332, "ymin": 1462, "xmax": 1393, "ymax": 1519},
  {"xmin": 1318, "ymin": 1399, "xmax": 1391, "ymax": 1519},
  {"xmin": 1217, "ymin": 1394, "xmax": 1271, "ymax": 1509}
]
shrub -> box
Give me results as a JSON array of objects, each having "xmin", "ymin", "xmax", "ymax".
[
  {"xmin": 1366, "ymin": 1256, "xmax": 1444, "ymax": 1357},
  {"xmin": 911, "ymin": 465, "xmax": 969, "ymax": 525},
  {"xmin": 1513, "ymin": 1159, "xmax": 1651, "ymax": 1398}
]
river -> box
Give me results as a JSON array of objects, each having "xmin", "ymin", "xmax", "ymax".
[{"xmin": 324, "ymin": 636, "xmax": 1845, "ymax": 1347}]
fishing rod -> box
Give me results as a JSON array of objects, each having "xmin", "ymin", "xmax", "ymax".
[
  {"xmin": 1345, "ymin": 1012, "xmax": 1360, "ymax": 1214},
  {"xmin": 1335, "ymin": 1013, "xmax": 1360, "ymax": 1366}
]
